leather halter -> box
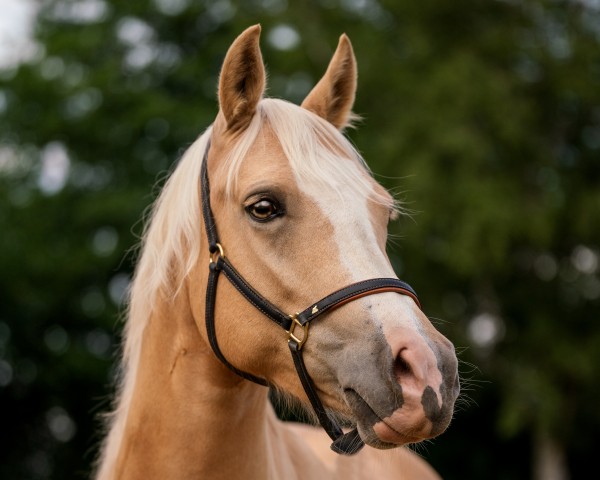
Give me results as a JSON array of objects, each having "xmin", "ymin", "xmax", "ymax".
[{"xmin": 200, "ymin": 138, "xmax": 421, "ymax": 455}]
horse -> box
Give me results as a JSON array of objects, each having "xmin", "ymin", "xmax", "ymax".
[{"xmin": 94, "ymin": 24, "xmax": 460, "ymax": 480}]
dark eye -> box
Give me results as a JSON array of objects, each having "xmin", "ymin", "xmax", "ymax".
[{"xmin": 245, "ymin": 198, "xmax": 282, "ymax": 222}]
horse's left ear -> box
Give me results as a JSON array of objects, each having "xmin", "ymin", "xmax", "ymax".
[
  {"xmin": 218, "ymin": 24, "xmax": 266, "ymax": 132},
  {"xmin": 301, "ymin": 34, "xmax": 357, "ymax": 130}
]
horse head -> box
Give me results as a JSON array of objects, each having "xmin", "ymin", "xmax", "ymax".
[{"xmin": 194, "ymin": 24, "xmax": 459, "ymax": 451}]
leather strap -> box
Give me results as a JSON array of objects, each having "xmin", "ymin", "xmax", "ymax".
[
  {"xmin": 219, "ymin": 257, "xmax": 292, "ymax": 330},
  {"xmin": 206, "ymin": 262, "xmax": 268, "ymax": 386},
  {"xmin": 200, "ymin": 137, "xmax": 421, "ymax": 455},
  {"xmin": 296, "ymin": 278, "xmax": 420, "ymax": 326},
  {"xmin": 200, "ymin": 139, "xmax": 219, "ymax": 253}
]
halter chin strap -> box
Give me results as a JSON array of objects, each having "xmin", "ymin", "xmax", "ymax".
[{"xmin": 200, "ymin": 139, "xmax": 421, "ymax": 455}]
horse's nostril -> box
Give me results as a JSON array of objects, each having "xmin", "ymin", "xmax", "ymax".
[
  {"xmin": 389, "ymin": 340, "xmax": 438, "ymax": 389},
  {"xmin": 394, "ymin": 348, "xmax": 412, "ymax": 380}
]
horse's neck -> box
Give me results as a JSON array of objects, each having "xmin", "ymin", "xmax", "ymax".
[{"xmin": 111, "ymin": 284, "xmax": 288, "ymax": 479}]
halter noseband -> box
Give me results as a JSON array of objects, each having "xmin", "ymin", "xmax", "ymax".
[{"xmin": 200, "ymin": 139, "xmax": 421, "ymax": 455}]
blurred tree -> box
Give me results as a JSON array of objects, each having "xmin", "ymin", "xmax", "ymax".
[
  {"xmin": 0, "ymin": 1, "xmax": 597, "ymax": 479},
  {"xmin": 359, "ymin": 1, "xmax": 600, "ymax": 479}
]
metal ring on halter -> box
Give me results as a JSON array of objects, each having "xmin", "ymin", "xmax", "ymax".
[
  {"xmin": 287, "ymin": 313, "xmax": 309, "ymax": 349},
  {"xmin": 209, "ymin": 243, "xmax": 225, "ymax": 264}
]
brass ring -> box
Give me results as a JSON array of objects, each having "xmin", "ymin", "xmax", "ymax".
[{"xmin": 209, "ymin": 243, "xmax": 225, "ymax": 264}]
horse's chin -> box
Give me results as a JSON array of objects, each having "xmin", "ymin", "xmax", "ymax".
[{"xmin": 343, "ymin": 389, "xmax": 427, "ymax": 449}]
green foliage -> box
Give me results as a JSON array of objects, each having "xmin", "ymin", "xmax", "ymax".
[{"xmin": 0, "ymin": 1, "xmax": 598, "ymax": 478}]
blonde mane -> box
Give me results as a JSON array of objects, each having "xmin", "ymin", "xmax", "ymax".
[{"xmin": 96, "ymin": 98, "xmax": 397, "ymax": 476}]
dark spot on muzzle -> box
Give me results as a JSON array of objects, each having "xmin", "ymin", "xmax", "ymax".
[{"xmin": 422, "ymin": 385, "xmax": 448, "ymax": 437}]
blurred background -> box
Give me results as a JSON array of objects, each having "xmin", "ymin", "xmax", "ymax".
[{"xmin": 0, "ymin": 0, "xmax": 598, "ymax": 478}]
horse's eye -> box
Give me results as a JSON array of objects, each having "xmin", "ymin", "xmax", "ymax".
[{"xmin": 246, "ymin": 199, "xmax": 281, "ymax": 222}]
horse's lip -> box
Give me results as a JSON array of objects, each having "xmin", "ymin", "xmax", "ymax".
[{"xmin": 343, "ymin": 388, "xmax": 418, "ymax": 447}]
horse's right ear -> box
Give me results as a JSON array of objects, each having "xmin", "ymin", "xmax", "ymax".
[
  {"xmin": 218, "ymin": 25, "xmax": 265, "ymax": 132},
  {"xmin": 301, "ymin": 34, "xmax": 357, "ymax": 130}
]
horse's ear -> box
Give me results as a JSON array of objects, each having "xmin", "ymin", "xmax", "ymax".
[
  {"xmin": 301, "ymin": 34, "xmax": 357, "ymax": 130},
  {"xmin": 218, "ymin": 24, "xmax": 266, "ymax": 132}
]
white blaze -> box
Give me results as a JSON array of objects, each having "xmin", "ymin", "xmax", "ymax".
[{"xmin": 296, "ymin": 163, "xmax": 421, "ymax": 332}]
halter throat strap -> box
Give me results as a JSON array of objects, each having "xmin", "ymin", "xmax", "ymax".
[{"xmin": 200, "ymin": 138, "xmax": 421, "ymax": 455}]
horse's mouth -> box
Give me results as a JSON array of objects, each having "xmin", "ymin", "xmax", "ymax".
[{"xmin": 343, "ymin": 389, "xmax": 423, "ymax": 449}]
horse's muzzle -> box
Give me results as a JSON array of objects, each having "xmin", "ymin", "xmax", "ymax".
[{"xmin": 341, "ymin": 325, "xmax": 459, "ymax": 448}]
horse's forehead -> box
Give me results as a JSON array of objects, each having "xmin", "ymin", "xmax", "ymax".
[
  {"xmin": 231, "ymin": 123, "xmax": 388, "ymax": 250},
  {"xmin": 236, "ymin": 124, "xmax": 376, "ymax": 203},
  {"xmin": 237, "ymin": 126, "xmax": 298, "ymax": 187}
]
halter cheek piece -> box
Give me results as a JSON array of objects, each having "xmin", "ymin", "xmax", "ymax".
[{"xmin": 201, "ymin": 139, "xmax": 421, "ymax": 455}]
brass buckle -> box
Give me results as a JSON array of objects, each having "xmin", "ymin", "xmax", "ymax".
[
  {"xmin": 287, "ymin": 313, "xmax": 309, "ymax": 350},
  {"xmin": 209, "ymin": 243, "xmax": 225, "ymax": 264}
]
